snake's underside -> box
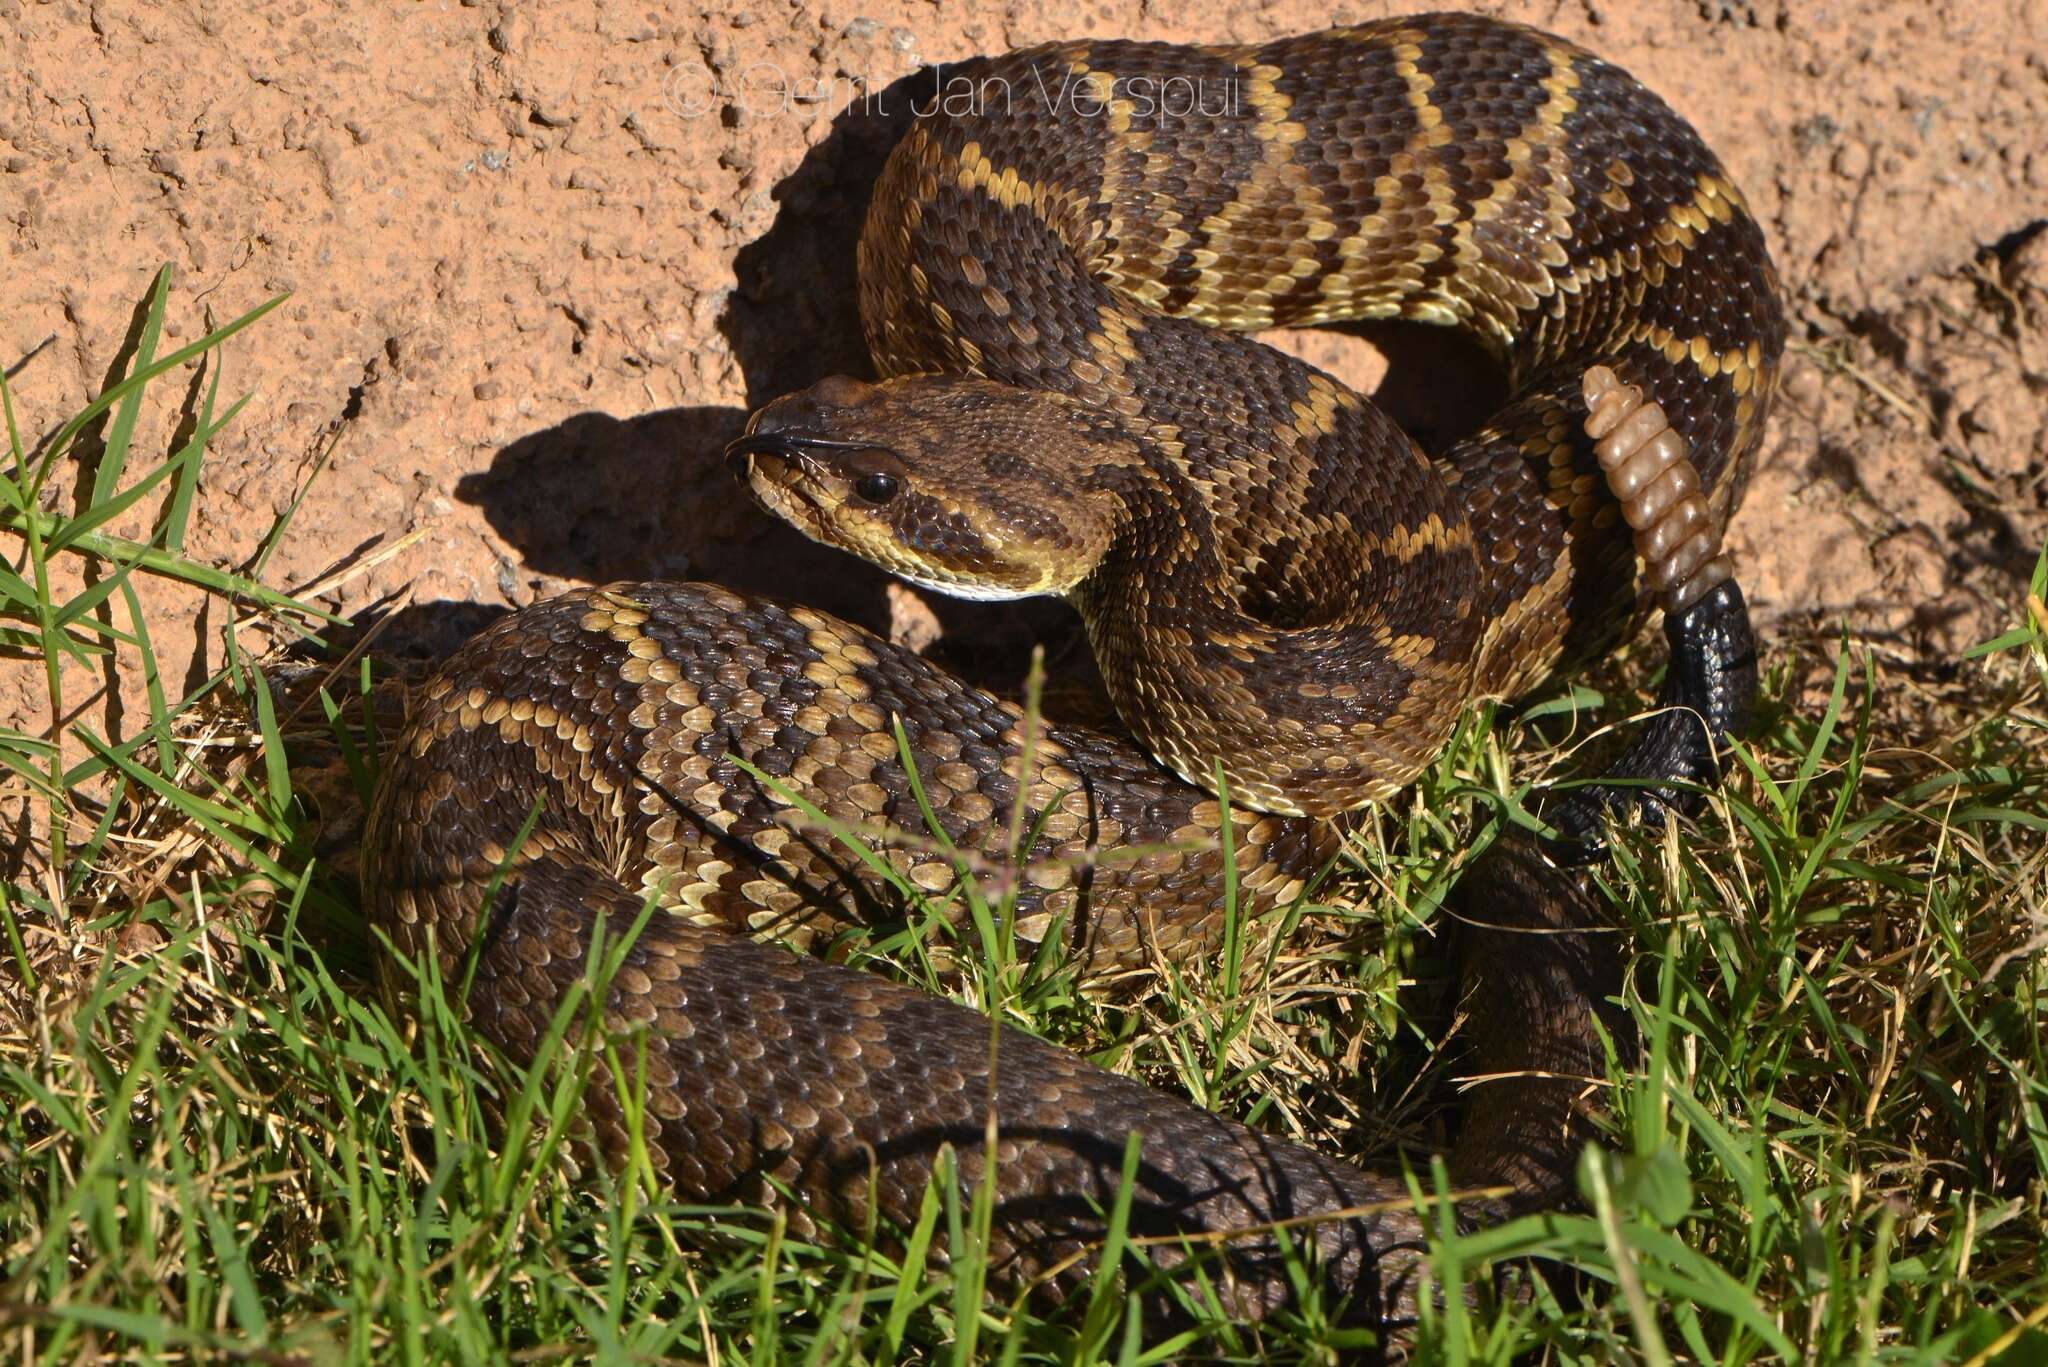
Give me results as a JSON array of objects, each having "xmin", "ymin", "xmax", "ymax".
[{"xmin": 364, "ymin": 11, "xmax": 1784, "ymax": 1341}]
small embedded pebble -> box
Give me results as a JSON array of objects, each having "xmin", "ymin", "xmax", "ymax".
[{"xmin": 1782, "ymin": 360, "xmax": 1823, "ymax": 407}]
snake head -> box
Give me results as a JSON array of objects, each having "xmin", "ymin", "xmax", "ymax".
[{"xmin": 728, "ymin": 374, "xmax": 1134, "ymax": 602}]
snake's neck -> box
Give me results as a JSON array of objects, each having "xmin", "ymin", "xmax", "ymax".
[{"xmin": 1070, "ymin": 478, "xmax": 1483, "ymax": 819}]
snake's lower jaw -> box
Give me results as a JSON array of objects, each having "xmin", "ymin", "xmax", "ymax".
[
  {"xmin": 725, "ymin": 430, "xmax": 870, "ymax": 523},
  {"xmin": 725, "ymin": 438, "xmax": 799, "ymax": 495},
  {"xmin": 724, "ymin": 445, "xmax": 832, "ymax": 562},
  {"xmin": 887, "ymin": 562, "xmax": 1055, "ymax": 603}
]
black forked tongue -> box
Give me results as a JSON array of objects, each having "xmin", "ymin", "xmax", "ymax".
[
  {"xmin": 725, "ymin": 429, "xmax": 875, "ymax": 456},
  {"xmin": 731, "ymin": 374, "xmax": 883, "ymax": 466},
  {"xmin": 724, "ymin": 429, "xmax": 876, "ymax": 480}
]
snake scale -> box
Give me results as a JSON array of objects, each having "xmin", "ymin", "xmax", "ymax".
[{"xmin": 364, "ymin": 11, "xmax": 1783, "ymax": 1338}]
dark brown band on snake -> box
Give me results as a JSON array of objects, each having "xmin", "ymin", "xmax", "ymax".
[{"xmin": 364, "ymin": 11, "xmax": 1785, "ymax": 1344}]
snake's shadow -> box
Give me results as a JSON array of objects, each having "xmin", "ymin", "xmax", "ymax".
[{"xmin": 455, "ymin": 404, "xmax": 884, "ymax": 622}]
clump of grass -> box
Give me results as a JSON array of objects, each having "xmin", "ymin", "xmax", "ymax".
[{"xmin": 3, "ymin": 273, "xmax": 2046, "ymax": 1362}]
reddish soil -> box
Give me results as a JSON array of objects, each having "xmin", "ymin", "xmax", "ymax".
[{"xmin": 4, "ymin": 0, "xmax": 2045, "ymax": 754}]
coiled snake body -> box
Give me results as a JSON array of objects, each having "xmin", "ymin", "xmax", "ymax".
[{"xmin": 365, "ymin": 12, "xmax": 1782, "ymax": 1336}]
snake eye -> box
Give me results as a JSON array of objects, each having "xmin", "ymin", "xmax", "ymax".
[{"xmin": 853, "ymin": 472, "xmax": 900, "ymax": 505}]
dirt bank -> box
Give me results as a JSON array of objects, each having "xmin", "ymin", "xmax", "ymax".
[{"xmin": 4, "ymin": 0, "xmax": 2044, "ymax": 749}]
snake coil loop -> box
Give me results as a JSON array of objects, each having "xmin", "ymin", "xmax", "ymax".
[{"xmin": 366, "ymin": 12, "xmax": 1784, "ymax": 1345}]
